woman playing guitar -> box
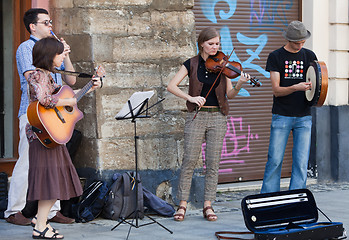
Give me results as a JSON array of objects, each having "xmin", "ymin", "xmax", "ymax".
[{"xmin": 26, "ymin": 37, "xmax": 101, "ymax": 239}]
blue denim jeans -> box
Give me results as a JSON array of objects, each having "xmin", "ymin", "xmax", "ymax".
[{"xmin": 261, "ymin": 114, "xmax": 312, "ymax": 193}]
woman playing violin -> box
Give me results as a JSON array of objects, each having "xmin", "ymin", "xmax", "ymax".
[{"xmin": 167, "ymin": 27, "xmax": 250, "ymax": 222}]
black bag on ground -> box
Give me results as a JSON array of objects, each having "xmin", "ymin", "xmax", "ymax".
[
  {"xmin": 143, "ymin": 187, "xmax": 174, "ymax": 217},
  {"xmin": 60, "ymin": 197, "xmax": 80, "ymax": 219},
  {"xmin": 73, "ymin": 180, "xmax": 109, "ymax": 223},
  {"xmin": 102, "ymin": 172, "xmax": 144, "ymax": 220}
]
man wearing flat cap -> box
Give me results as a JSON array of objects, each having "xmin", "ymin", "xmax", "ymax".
[{"xmin": 261, "ymin": 21, "xmax": 317, "ymax": 193}]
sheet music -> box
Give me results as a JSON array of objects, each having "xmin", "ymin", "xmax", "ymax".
[{"xmin": 115, "ymin": 91, "xmax": 154, "ymax": 119}]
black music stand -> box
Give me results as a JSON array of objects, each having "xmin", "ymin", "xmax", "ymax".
[{"xmin": 112, "ymin": 91, "xmax": 172, "ymax": 239}]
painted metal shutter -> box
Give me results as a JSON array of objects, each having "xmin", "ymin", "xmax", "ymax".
[{"xmin": 193, "ymin": 0, "xmax": 300, "ymax": 183}]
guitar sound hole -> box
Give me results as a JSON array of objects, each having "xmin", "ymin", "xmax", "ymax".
[{"xmin": 65, "ymin": 106, "xmax": 73, "ymax": 112}]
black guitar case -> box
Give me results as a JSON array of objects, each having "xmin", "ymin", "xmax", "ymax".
[{"xmin": 240, "ymin": 189, "xmax": 346, "ymax": 240}]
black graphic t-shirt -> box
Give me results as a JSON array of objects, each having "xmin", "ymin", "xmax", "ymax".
[{"xmin": 266, "ymin": 47, "xmax": 317, "ymax": 117}]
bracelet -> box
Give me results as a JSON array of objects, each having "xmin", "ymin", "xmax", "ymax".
[{"xmin": 233, "ymin": 85, "xmax": 241, "ymax": 92}]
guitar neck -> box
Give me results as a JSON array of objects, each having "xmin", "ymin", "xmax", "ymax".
[
  {"xmin": 75, "ymin": 80, "xmax": 93, "ymax": 102},
  {"xmin": 74, "ymin": 66, "xmax": 105, "ymax": 102}
]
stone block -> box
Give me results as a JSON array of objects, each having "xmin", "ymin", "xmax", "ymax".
[
  {"xmin": 161, "ymin": 58, "xmax": 191, "ymax": 86},
  {"xmin": 88, "ymin": 9, "xmax": 129, "ymax": 35},
  {"xmin": 101, "ymin": 62, "xmax": 161, "ymax": 88},
  {"xmin": 150, "ymin": 11, "xmax": 195, "ymax": 37},
  {"xmin": 101, "ymin": 120, "xmax": 132, "ymax": 139},
  {"xmin": 98, "ymin": 138, "xmax": 136, "ymax": 170},
  {"xmin": 127, "ymin": 12, "xmax": 153, "ymax": 36},
  {"xmin": 151, "ymin": 0, "xmax": 194, "ymax": 10},
  {"xmin": 157, "ymin": 112, "xmax": 186, "ymax": 134},
  {"xmin": 329, "ymin": 0, "xmax": 349, "ymax": 23},
  {"xmin": 329, "ymin": 49, "xmax": 349, "ymax": 79},
  {"xmin": 74, "ymin": 0, "xmax": 152, "ymax": 8},
  {"xmin": 51, "ymin": 0, "xmax": 74, "ymax": 8},
  {"xmin": 61, "ymin": 34, "xmax": 92, "ymax": 62},
  {"xmin": 163, "ymin": 89, "xmax": 188, "ymax": 111},
  {"xmin": 135, "ymin": 136, "xmax": 182, "ymax": 170},
  {"xmin": 52, "ymin": 8, "xmax": 89, "ymax": 34},
  {"xmin": 113, "ymin": 36, "xmax": 194, "ymax": 62},
  {"xmin": 329, "ymin": 24, "xmax": 349, "ymax": 51},
  {"xmin": 90, "ymin": 35, "xmax": 114, "ymax": 62},
  {"xmin": 327, "ymin": 79, "xmax": 348, "ymax": 106}
]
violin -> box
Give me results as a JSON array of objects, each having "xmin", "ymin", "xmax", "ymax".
[{"xmin": 205, "ymin": 51, "xmax": 261, "ymax": 87}]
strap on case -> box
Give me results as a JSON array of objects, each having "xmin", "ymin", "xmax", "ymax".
[{"xmin": 215, "ymin": 231, "xmax": 254, "ymax": 240}]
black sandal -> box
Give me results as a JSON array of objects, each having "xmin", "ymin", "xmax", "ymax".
[
  {"xmin": 32, "ymin": 227, "xmax": 64, "ymax": 239},
  {"xmin": 31, "ymin": 217, "xmax": 58, "ymax": 233}
]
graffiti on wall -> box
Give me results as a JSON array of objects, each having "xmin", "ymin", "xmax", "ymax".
[
  {"xmin": 200, "ymin": 0, "xmax": 293, "ymax": 95},
  {"xmin": 202, "ymin": 116, "xmax": 259, "ymax": 173},
  {"xmin": 249, "ymin": 0, "xmax": 293, "ymax": 28},
  {"xmin": 199, "ymin": 0, "xmax": 292, "ymax": 172}
]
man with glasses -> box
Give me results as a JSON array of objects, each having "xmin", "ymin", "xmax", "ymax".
[{"xmin": 5, "ymin": 8, "xmax": 76, "ymax": 225}]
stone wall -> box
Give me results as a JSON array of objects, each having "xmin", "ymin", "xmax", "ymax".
[{"xmin": 50, "ymin": 0, "xmax": 201, "ymax": 204}]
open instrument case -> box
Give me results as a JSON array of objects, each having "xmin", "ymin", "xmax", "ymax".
[{"xmin": 241, "ymin": 189, "xmax": 346, "ymax": 240}]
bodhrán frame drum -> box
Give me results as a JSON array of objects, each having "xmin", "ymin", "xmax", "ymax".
[{"xmin": 305, "ymin": 61, "xmax": 328, "ymax": 107}]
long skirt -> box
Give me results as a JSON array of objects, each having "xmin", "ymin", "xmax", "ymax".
[{"xmin": 27, "ymin": 139, "xmax": 83, "ymax": 201}]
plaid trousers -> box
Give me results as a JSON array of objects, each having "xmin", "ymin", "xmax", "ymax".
[{"xmin": 177, "ymin": 111, "xmax": 227, "ymax": 202}]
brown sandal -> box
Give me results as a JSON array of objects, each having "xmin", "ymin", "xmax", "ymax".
[
  {"xmin": 203, "ymin": 206, "xmax": 217, "ymax": 221},
  {"xmin": 174, "ymin": 206, "xmax": 187, "ymax": 221}
]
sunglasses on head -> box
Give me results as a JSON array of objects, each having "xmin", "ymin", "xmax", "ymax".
[{"xmin": 35, "ymin": 19, "xmax": 53, "ymax": 26}]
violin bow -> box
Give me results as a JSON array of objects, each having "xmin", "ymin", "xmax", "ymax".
[{"xmin": 192, "ymin": 49, "xmax": 235, "ymax": 121}]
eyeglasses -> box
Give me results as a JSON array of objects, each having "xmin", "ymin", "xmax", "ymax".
[{"xmin": 35, "ymin": 20, "xmax": 53, "ymax": 26}]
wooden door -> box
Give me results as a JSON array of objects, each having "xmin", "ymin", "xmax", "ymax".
[{"xmin": 0, "ymin": 0, "xmax": 31, "ymax": 176}]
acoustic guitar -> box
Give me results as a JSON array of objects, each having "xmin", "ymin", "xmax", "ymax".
[{"xmin": 27, "ymin": 66, "xmax": 106, "ymax": 148}]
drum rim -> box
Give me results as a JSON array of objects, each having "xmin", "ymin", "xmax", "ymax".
[
  {"xmin": 305, "ymin": 61, "xmax": 328, "ymax": 107},
  {"xmin": 316, "ymin": 61, "xmax": 328, "ymax": 107}
]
